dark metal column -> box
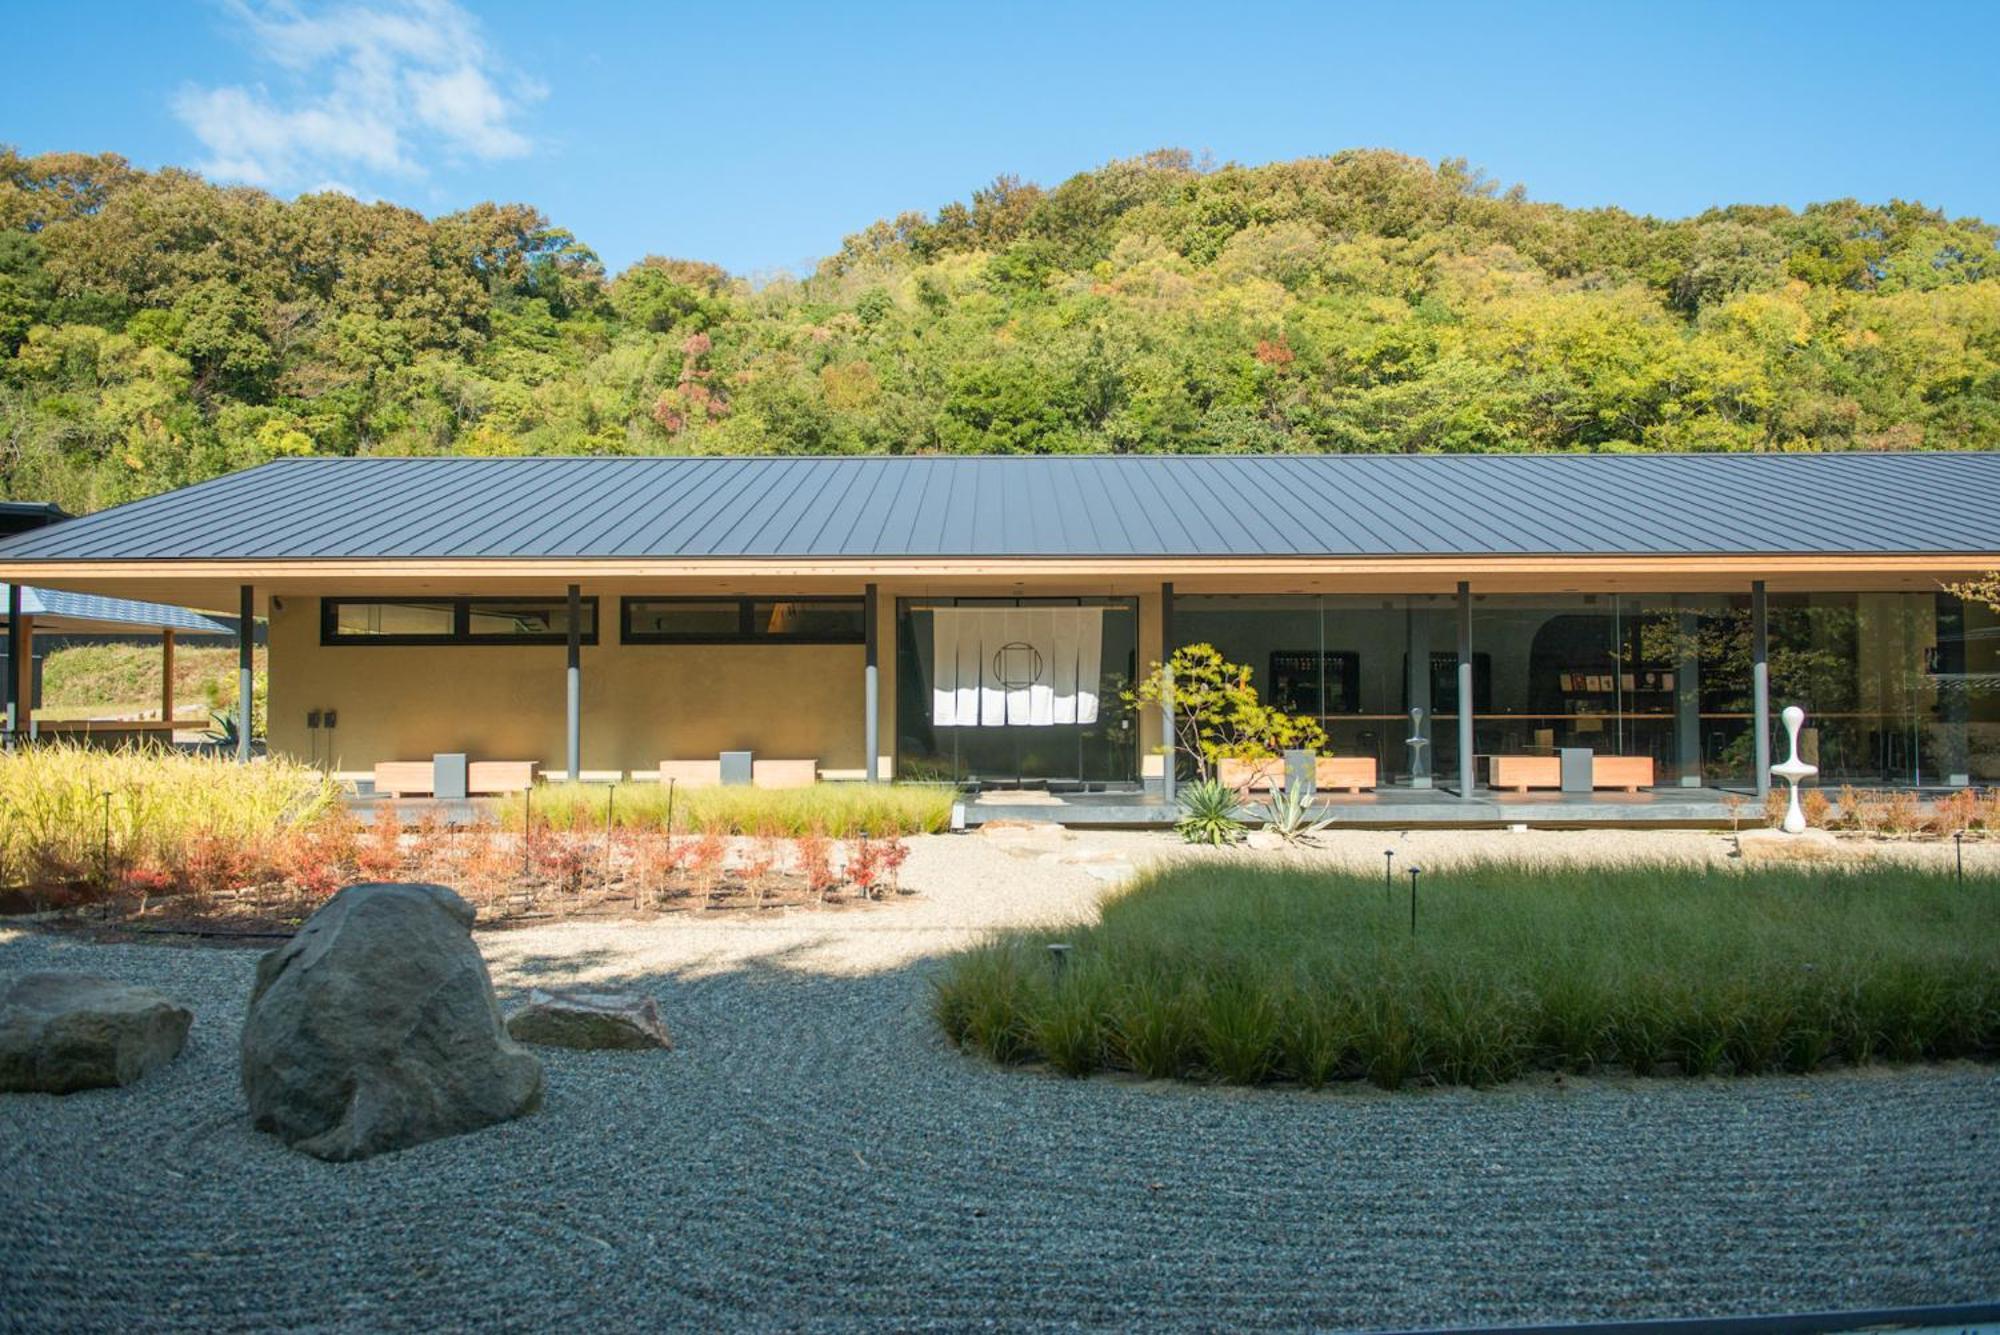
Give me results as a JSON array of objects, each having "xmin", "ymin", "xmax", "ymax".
[
  {"xmin": 864, "ymin": 583, "xmax": 880, "ymax": 783},
  {"xmin": 1160, "ymin": 581, "xmax": 1175, "ymax": 805},
  {"xmin": 1751, "ymin": 579, "xmax": 1770, "ymax": 799},
  {"xmin": 237, "ymin": 584, "xmax": 254, "ymax": 763},
  {"xmin": 5, "ymin": 584, "xmax": 19, "ymax": 751},
  {"xmin": 566, "ymin": 583, "xmax": 582, "ymax": 781},
  {"xmin": 1457, "ymin": 581, "xmax": 1474, "ymax": 800}
]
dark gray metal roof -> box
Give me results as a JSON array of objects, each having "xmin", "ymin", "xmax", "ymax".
[
  {"xmin": 0, "ymin": 453, "xmax": 1995, "ymax": 561},
  {"xmin": 0, "ymin": 584, "xmax": 231, "ymax": 632}
]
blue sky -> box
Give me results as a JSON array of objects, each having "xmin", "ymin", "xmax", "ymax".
[{"xmin": 5, "ymin": 1, "xmax": 1997, "ymax": 277}]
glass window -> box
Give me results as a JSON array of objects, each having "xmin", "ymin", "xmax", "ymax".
[
  {"xmin": 622, "ymin": 597, "xmax": 866, "ymax": 643},
  {"xmin": 750, "ymin": 599, "xmax": 866, "ymax": 641},
  {"xmin": 328, "ymin": 600, "xmax": 455, "ymax": 639},
  {"xmin": 464, "ymin": 598, "xmax": 596, "ymax": 642},
  {"xmin": 624, "ymin": 599, "xmax": 744, "ymax": 640},
  {"xmin": 1173, "ymin": 594, "xmax": 1463, "ymax": 785},
  {"xmin": 322, "ymin": 597, "xmax": 597, "ymax": 645}
]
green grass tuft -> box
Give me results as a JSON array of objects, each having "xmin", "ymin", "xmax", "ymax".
[{"xmin": 935, "ymin": 858, "xmax": 2000, "ymax": 1090}]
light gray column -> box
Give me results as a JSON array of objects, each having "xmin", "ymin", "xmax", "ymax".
[
  {"xmin": 1406, "ymin": 603, "xmax": 1432, "ymax": 787},
  {"xmin": 864, "ymin": 583, "xmax": 880, "ymax": 783},
  {"xmin": 1674, "ymin": 597, "xmax": 1702, "ymax": 787},
  {"xmin": 5, "ymin": 583, "xmax": 19, "ymax": 751},
  {"xmin": 1160, "ymin": 582, "xmax": 1175, "ymax": 804},
  {"xmin": 566, "ymin": 583, "xmax": 582, "ymax": 781},
  {"xmin": 1751, "ymin": 580, "xmax": 1770, "ymax": 798},
  {"xmin": 1457, "ymin": 581, "xmax": 1474, "ymax": 800},
  {"xmin": 1936, "ymin": 592, "xmax": 1970, "ymax": 786},
  {"xmin": 237, "ymin": 584, "xmax": 254, "ymax": 763}
]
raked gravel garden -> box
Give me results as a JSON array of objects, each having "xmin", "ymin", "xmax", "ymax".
[{"xmin": 3, "ymin": 827, "xmax": 1999, "ymax": 1330}]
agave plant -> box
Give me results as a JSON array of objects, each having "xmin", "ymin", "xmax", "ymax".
[
  {"xmin": 1175, "ymin": 778, "xmax": 1245, "ymax": 846},
  {"xmin": 1256, "ymin": 782, "xmax": 1333, "ymax": 847}
]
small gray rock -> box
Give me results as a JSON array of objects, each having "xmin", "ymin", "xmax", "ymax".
[
  {"xmin": 241, "ymin": 882, "xmax": 542, "ymax": 1161},
  {"xmin": 1736, "ymin": 828, "xmax": 1860, "ymax": 863},
  {"xmin": 0, "ymin": 972, "xmax": 192, "ymax": 1094},
  {"xmin": 507, "ymin": 988, "xmax": 673, "ymax": 1051}
]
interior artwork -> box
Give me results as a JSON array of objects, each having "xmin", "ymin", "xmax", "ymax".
[{"xmin": 929, "ymin": 606, "xmax": 1104, "ymax": 727}]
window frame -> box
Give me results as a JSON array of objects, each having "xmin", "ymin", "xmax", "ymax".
[
  {"xmin": 320, "ymin": 596, "xmax": 601, "ymax": 647},
  {"xmin": 621, "ymin": 594, "xmax": 868, "ymax": 645}
]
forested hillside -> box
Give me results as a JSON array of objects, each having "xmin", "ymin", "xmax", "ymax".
[{"xmin": 2, "ymin": 146, "xmax": 1996, "ymax": 512}]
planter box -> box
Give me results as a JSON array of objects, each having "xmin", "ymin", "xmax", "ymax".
[
  {"xmin": 1219, "ymin": 756, "xmax": 1378, "ymax": 793},
  {"xmin": 1314, "ymin": 756, "xmax": 1378, "ymax": 793},
  {"xmin": 1489, "ymin": 754, "xmax": 1654, "ymax": 793},
  {"xmin": 1591, "ymin": 755, "xmax": 1654, "ymax": 792},
  {"xmin": 1217, "ymin": 757, "xmax": 1284, "ymax": 792}
]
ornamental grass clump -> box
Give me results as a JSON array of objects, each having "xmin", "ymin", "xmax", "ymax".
[
  {"xmin": 0, "ymin": 743, "xmax": 340, "ymax": 894},
  {"xmin": 933, "ymin": 858, "xmax": 2000, "ymax": 1090},
  {"xmin": 500, "ymin": 781, "xmax": 955, "ymax": 837}
]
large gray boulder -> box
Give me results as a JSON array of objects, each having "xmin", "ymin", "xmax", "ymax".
[
  {"xmin": 241, "ymin": 882, "xmax": 542, "ymax": 1161},
  {"xmin": 506, "ymin": 988, "xmax": 673, "ymax": 1050},
  {"xmin": 0, "ymin": 972, "xmax": 192, "ymax": 1094}
]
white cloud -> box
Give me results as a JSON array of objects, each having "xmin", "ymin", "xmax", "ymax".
[{"xmin": 173, "ymin": 0, "xmax": 539, "ymax": 191}]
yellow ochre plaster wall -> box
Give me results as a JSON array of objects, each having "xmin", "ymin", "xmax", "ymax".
[{"xmin": 267, "ymin": 589, "xmax": 869, "ymax": 779}]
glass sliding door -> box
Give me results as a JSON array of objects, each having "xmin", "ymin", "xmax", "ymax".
[
  {"xmin": 1173, "ymin": 594, "xmax": 1461, "ymax": 786},
  {"xmin": 1169, "ymin": 588, "xmax": 1984, "ymax": 794},
  {"xmin": 1761, "ymin": 591, "xmax": 1957, "ymax": 786},
  {"xmin": 895, "ymin": 596, "xmax": 1139, "ymax": 789},
  {"xmin": 1470, "ymin": 595, "xmax": 1683, "ymax": 778}
]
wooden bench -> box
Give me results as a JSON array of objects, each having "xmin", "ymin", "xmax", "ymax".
[
  {"xmin": 1488, "ymin": 754, "xmax": 1654, "ymax": 793},
  {"xmin": 468, "ymin": 761, "xmax": 539, "ymax": 794},
  {"xmin": 372, "ymin": 759, "xmax": 540, "ymax": 797},
  {"xmin": 658, "ymin": 760, "xmax": 722, "ymax": 788},
  {"xmin": 372, "ymin": 761, "xmax": 435, "ymax": 798},
  {"xmin": 659, "ymin": 758, "xmax": 818, "ymax": 789},
  {"xmin": 751, "ymin": 759, "xmax": 818, "ymax": 790}
]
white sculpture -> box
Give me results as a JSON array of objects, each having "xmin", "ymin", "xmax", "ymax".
[
  {"xmin": 1771, "ymin": 705, "xmax": 1819, "ymax": 834},
  {"xmin": 1406, "ymin": 706, "xmax": 1431, "ymax": 788}
]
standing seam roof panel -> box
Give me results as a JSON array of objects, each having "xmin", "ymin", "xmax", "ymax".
[
  {"xmin": 615, "ymin": 459, "xmax": 747, "ymax": 556},
  {"xmin": 445, "ymin": 459, "xmax": 630, "ymax": 557},
  {"xmin": 1193, "ymin": 458, "xmax": 1327, "ymax": 555},
  {"xmin": 22, "ymin": 463, "xmax": 289, "ymax": 559},
  {"xmin": 1471, "ymin": 459, "xmax": 1642, "ymax": 553},
  {"xmin": 1344, "ymin": 457, "xmax": 1505, "ymax": 554},
  {"xmin": 4, "ymin": 454, "xmax": 2000, "ymax": 562},
  {"xmin": 791, "ymin": 460, "xmax": 870, "ymax": 555},
  {"xmin": 257, "ymin": 461, "xmax": 476, "ymax": 558},
  {"xmin": 1263, "ymin": 456, "xmax": 1395, "ymax": 552},
  {"xmin": 485, "ymin": 458, "xmax": 647, "ymax": 556}
]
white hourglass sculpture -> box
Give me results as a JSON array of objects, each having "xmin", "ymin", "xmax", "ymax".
[
  {"xmin": 1406, "ymin": 706, "xmax": 1431, "ymax": 788},
  {"xmin": 1771, "ymin": 705, "xmax": 1819, "ymax": 834}
]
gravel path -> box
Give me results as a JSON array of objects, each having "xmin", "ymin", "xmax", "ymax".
[{"xmin": 3, "ymin": 830, "xmax": 1997, "ymax": 1331}]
